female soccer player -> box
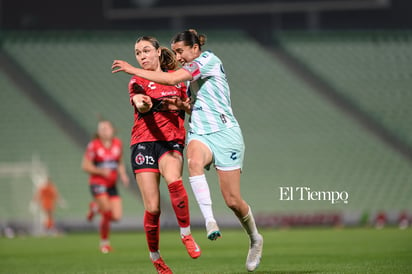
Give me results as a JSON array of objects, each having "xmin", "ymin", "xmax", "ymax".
[
  {"xmin": 123, "ymin": 36, "xmax": 201, "ymax": 274},
  {"xmin": 82, "ymin": 120, "xmax": 130, "ymax": 253},
  {"xmin": 112, "ymin": 30, "xmax": 263, "ymax": 272}
]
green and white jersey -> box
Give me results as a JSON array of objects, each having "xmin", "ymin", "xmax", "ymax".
[{"xmin": 182, "ymin": 50, "xmax": 239, "ymax": 135}]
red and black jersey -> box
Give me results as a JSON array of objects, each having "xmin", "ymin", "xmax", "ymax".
[
  {"xmin": 128, "ymin": 73, "xmax": 188, "ymax": 146},
  {"xmin": 84, "ymin": 138, "xmax": 123, "ymax": 187}
]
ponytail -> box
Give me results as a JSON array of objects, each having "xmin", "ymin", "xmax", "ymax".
[{"xmin": 159, "ymin": 46, "xmax": 178, "ymax": 70}]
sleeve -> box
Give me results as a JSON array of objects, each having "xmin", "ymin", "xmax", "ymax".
[
  {"xmin": 179, "ymin": 81, "xmax": 189, "ymax": 100},
  {"xmin": 128, "ymin": 77, "xmax": 146, "ymax": 105},
  {"xmin": 84, "ymin": 141, "xmax": 95, "ymax": 161},
  {"xmin": 182, "ymin": 61, "xmax": 201, "ymax": 81}
]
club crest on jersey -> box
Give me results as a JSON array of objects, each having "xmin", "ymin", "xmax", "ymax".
[{"xmin": 135, "ymin": 153, "xmax": 145, "ymax": 165}]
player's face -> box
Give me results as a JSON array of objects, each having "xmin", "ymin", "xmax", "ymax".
[
  {"xmin": 97, "ymin": 121, "xmax": 114, "ymax": 141},
  {"xmin": 135, "ymin": 41, "xmax": 161, "ymax": 71},
  {"xmin": 171, "ymin": 41, "xmax": 199, "ymax": 65}
]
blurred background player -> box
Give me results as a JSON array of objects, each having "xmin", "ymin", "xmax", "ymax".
[
  {"xmin": 125, "ymin": 36, "xmax": 201, "ymax": 274},
  {"xmin": 112, "ymin": 29, "xmax": 263, "ymax": 272},
  {"xmin": 33, "ymin": 177, "xmax": 61, "ymax": 234},
  {"xmin": 81, "ymin": 120, "xmax": 130, "ymax": 253}
]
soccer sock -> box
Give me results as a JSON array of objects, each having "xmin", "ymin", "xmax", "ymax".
[
  {"xmin": 238, "ymin": 205, "xmax": 260, "ymax": 242},
  {"xmin": 100, "ymin": 210, "xmax": 112, "ymax": 241},
  {"xmin": 144, "ymin": 210, "xmax": 160, "ymax": 253},
  {"xmin": 149, "ymin": 251, "xmax": 161, "ymax": 261},
  {"xmin": 168, "ymin": 180, "xmax": 191, "ymax": 236},
  {"xmin": 189, "ymin": 175, "xmax": 215, "ymax": 224}
]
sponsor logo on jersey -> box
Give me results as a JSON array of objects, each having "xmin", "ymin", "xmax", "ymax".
[
  {"xmin": 161, "ymin": 90, "xmax": 178, "ymax": 96},
  {"xmin": 192, "ymin": 106, "xmax": 203, "ymax": 111}
]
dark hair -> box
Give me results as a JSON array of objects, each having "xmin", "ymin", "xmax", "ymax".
[
  {"xmin": 171, "ymin": 29, "xmax": 207, "ymax": 50},
  {"xmin": 136, "ymin": 36, "xmax": 178, "ymax": 70}
]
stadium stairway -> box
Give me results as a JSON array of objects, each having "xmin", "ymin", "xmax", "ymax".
[{"xmin": 0, "ymin": 37, "xmax": 143, "ymax": 231}]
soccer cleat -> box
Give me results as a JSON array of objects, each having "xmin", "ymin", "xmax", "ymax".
[
  {"xmin": 100, "ymin": 244, "xmax": 112, "ymax": 254},
  {"xmin": 246, "ymin": 234, "xmax": 263, "ymax": 272},
  {"xmin": 152, "ymin": 257, "xmax": 173, "ymax": 274},
  {"xmin": 206, "ymin": 221, "xmax": 221, "ymax": 241},
  {"xmin": 181, "ymin": 234, "xmax": 201, "ymax": 259}
]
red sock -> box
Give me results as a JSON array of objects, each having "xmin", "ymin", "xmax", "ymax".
[
  {"xmin": 168, "ymin": 180, "xmax": 190, "ymax": 228},
  {"xmin": 144, "ymin": 211, "xmax": 160, "ymax": 252},
  {"xmin": 100, "ymin": 210, "xmax": 112, "ymax": 241}
]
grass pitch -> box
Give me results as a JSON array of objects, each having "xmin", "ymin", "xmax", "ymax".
[{"xmin": 0, "ymin": 227, "xmax": 411, "ymax": 273}]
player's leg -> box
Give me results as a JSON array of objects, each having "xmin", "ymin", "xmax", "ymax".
[
  {"xmin": 44, "ymin": 208, "xmax": 54, "ymax": 231},
  {"xmin": 217, "ymin": 168, "xmax": 263, "ymax": 272},
  {"xmin": 136, "ymin": 172, "xmax": 171, "ymax": 273},
  {"xmin": 159, "ymin": 149, "xmax": 201, "ymax": 259},
  {"xmin": 94, "ymin": 193, "xmax": 113, "ymax": 253},
  {"xmin": 186, "ymin": 139, "xmax": 220, "ymax": 240},
  {"xmin": 109, "ymin": 196, "xmax": 122, "ymax": 221},
  {"xmin": 86, "ymin": 200, "xmax": 99, "ymax": 221},
  {"xmin": 108, "ymin": 186, "xmax": 122, "ymax": 221}
]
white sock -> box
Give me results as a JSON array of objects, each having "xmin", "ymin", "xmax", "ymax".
[
  {"xmin": 189, "ymin": 174, "xmax": 216, "ymax": 224},
  {"xmin": 180, "ymin": 226, "xmax": 191, "ymax": 237},
  {"xmin": 239, "ymin": 206, "xmax": 259, "ymax": 242},
  {"xmin": 150, "ymin": 251, "xmax": 160, "ymax": 261}
]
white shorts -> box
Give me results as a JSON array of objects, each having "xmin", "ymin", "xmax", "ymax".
[{"xmin": 187, "ymin": 126, "xmax": 245, "ymax": 171}]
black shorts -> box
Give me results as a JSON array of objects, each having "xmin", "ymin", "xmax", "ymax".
[
  {"xmin": 131, "ymin": 141, "xmax": 184, "ymax": 173},
  {"xmin": 90, "ymin": 184, "xmax": 119, "ymax": 198}
]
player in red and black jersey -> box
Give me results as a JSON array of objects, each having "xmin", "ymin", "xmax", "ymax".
[
  {"xmin": 82, "ymin": 120, "xmax": 130, "ymax": 253},
  {"xmin": 126, "ymin": 36, "xmax": 201, "ymax": 273}
]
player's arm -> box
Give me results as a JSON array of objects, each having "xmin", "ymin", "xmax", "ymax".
[
  {"xmin": 117, "ymin": 157, "xmax": 130, "ymax": 187},
  {"xmin": 81, "ymin": 155, "xmax": 110, "ymax": 177},
  {"xmin": 112, "ymin": 60, "xmax": 192, "ymax": 86}
]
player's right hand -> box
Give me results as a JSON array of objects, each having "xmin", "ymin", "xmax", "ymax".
[{"xmin": 133, "ymin": 94, "xmax": 153, "ymax": 113}]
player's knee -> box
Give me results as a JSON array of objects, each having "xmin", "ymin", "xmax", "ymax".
[
  {"xmin": 187, "ymin": 158, "xmax": 204, "ymax": 174},
  {"xmin": 224, "ymin": 198, "xmax": 242, "ymax": 212}
]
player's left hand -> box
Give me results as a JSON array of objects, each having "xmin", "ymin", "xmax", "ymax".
[
  {"xmin": 112, "ymin": 60, "xmax": 136, "ymax": 75},
  {"xmin": 162, "ymin": 97, "xmax": 191, "ymax": 113}
]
